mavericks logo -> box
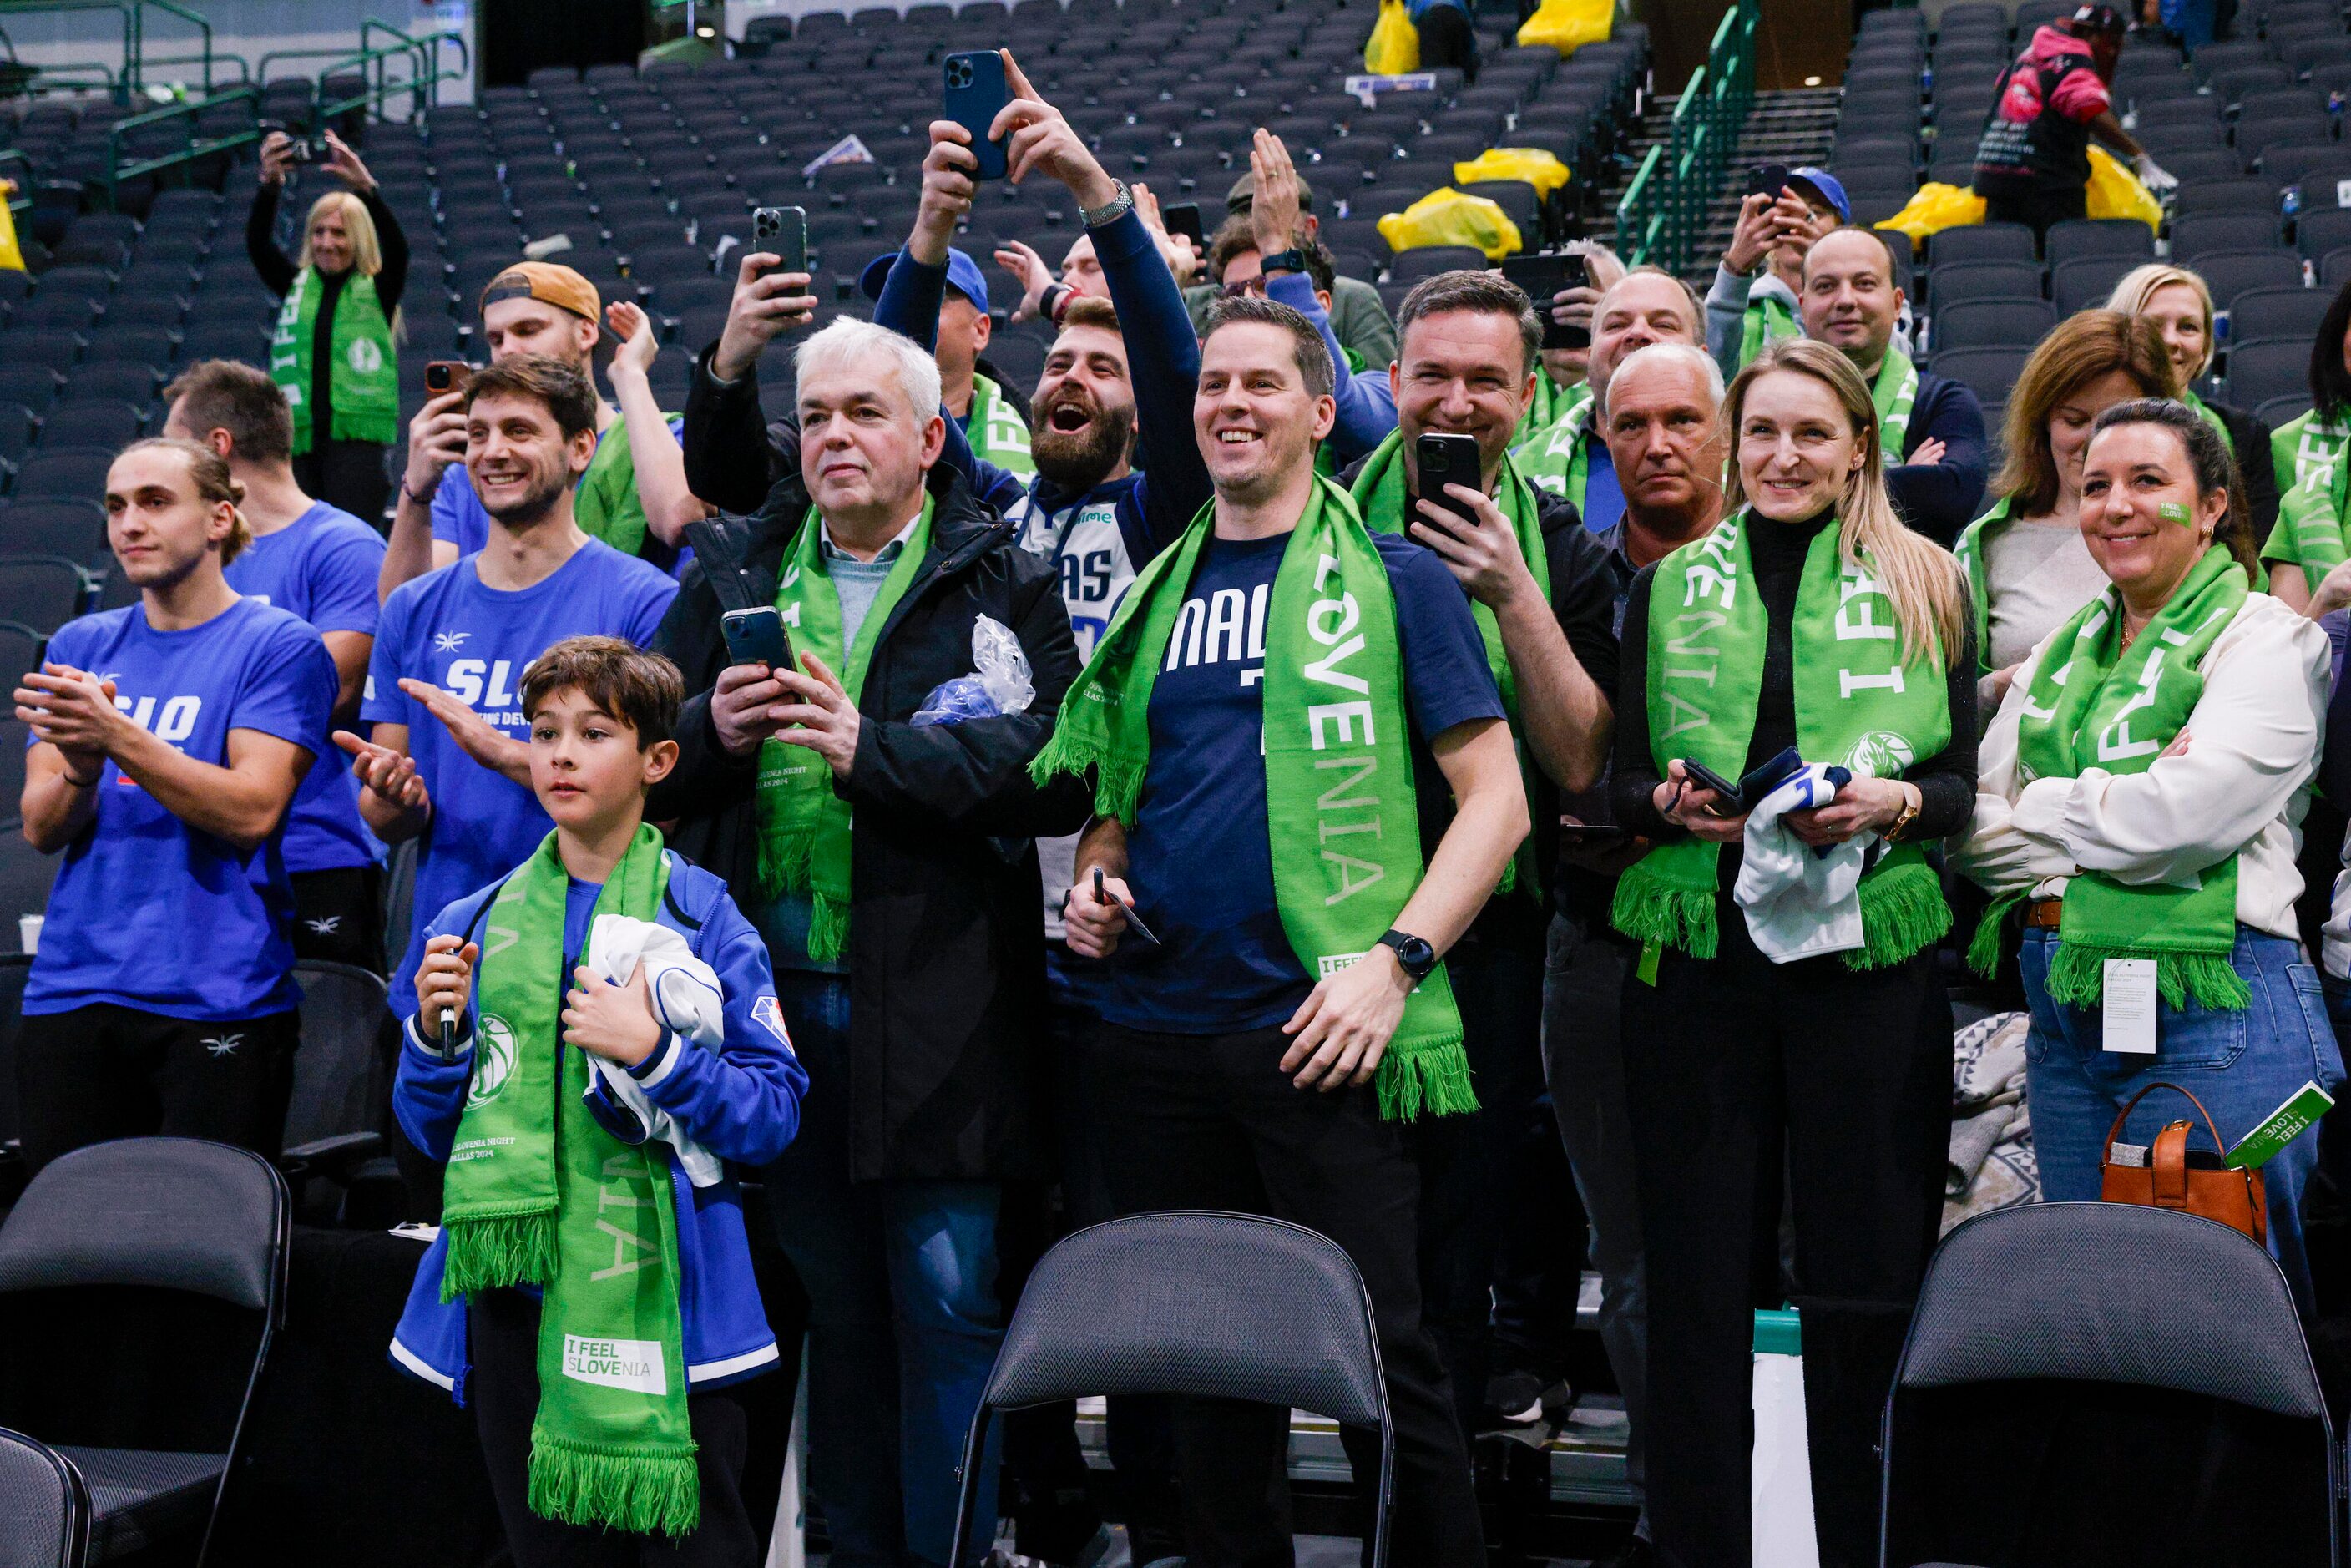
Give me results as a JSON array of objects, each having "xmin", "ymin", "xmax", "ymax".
[
  {"xmin": 464, "ymin": 1014, "xmax": 518, "ymax": 1109},
  {"xmin": 1843, "ymin": 731, "xmax": 1914, "ymax": 780}
]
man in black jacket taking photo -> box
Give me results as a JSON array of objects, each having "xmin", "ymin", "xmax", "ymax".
[{"xmin": 648, "ymin": 315, "xmax": 1086, "ymax": 1568}]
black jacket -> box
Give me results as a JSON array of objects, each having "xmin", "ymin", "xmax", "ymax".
[
  {"xmin": 648, "ymin": 457, "xmax": 1090, "ymax": 1183},
  {"xmin": 2209, "ymin": 397, "xmax": 2281, "ymax": 542},
  {"xmin": 1887, "ymin": 369, "xmax": 1990, "ymax": 549}
]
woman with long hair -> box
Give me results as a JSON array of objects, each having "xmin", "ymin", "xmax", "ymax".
[
  {"xmin": 1606, "ymin": 336, "xmax": 1974, "ymax": 1567},
  {"xmin": 1955, "ymin": 309, "xmax": 2177, "ymax": 714},
  {"xmin": 2260, "ymin": 271, "xmax": 2351, "ymax": 613},
  {"xmin": 1955, "ymin": 399, "xmax": 2338, "ymax": 1308},
  {"xmin": 2107, "ymin": 263, "xmax": 2279, "ymax": 534},
  {"xmin": 245, "ymin": 128, "xmax": 408, "ymax": 524}
]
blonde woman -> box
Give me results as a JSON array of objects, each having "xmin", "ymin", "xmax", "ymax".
[
  {"xmin": 2106, "ymin": 262, "xmax": 2280, "ymax": 535},
  {"xmin": 1606, "ymin": 337, "xmax": 1973, "ymax": 1568},
  {"xmin": 246, "ymin": 128, "xmax": 408, "ymax": 524}
]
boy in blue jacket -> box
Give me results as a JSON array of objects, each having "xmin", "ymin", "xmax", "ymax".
[{"xmin": 390, "ymin": 635, "xmax": 806, "ymax": 1568}]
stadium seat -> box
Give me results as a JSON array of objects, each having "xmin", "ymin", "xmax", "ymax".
[
  {"xmin": 0, "ymin": 503, "xmax": 109, "ymax": 571},
  {"xmin": 0, "ymin": 407, "xmax": 34, "ymax": 468},
  {"xmin": 2171, "ymin": 211, "xmax": 2282, "ymax": 260},
  {"xmin": 2227, "ymin": 286, "xmax": 2333, "ymax": 347},
  {"xmin": 1388, "ymin": 245, "xmax": 1492, "ymax": 284},
  {"xmin": 1925, "ymin": 261, "xmax": 2045, "ymax": 308},
  {"xmin": 2175, "ymin": 180, "xmax": 2284, "ymax": 220},
  {"xmin": 1928, "ymin": 224, "xmax": 2040, "ymax": 268},
  {"xmin": 2050, "ymin": 255, "xmax": 2142, "ymax": 315},
  {"xmin": 0, "ymin": 559, "xmax": 90, "ymax": 635},
  {"xmin": 1929, "ymin": 346, "xmax": 2033, "ymax": 408},
  {"xmin": 2258, "ymin": 392, "xmax": 2317, "ymax": 428},
  {"xmin": 2227, "ymin": 338, "xmax": 2318, "ymax": 411},
  {"xmin": 2187, "ymin": 248, "xmax": 2307, "ymax": 306},
  {"xmin": 0, "ymin": 1425, "xmax": 85, "ymax": 1568},
  {"xmin": 2043, "ymin": 219, "xmax": 2155, "ymax": 270},
  {"xmin": 0, "ymin": 626, "xmax": 40, "ymax": 697},
  {"xmin": 33, "ymin": 404, "xmax": 141, "ymax": 453},
  {"xmin": 1927, "ymin": 298, "xmax": 2059, "ymax": 354}
]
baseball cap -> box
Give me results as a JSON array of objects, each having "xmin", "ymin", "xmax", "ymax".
[
  {"xmin": 2069, "ymin": 3, "xmax": 2127, "ymax": 37},
  {"xmin": 1786, "ymin": 167, "xmax": 1850, "ymax": 224},
  {"xmin": 1226, "ymin": 169, "xmax": 1319, "ymax": 216},
  {"xmin": 479, "ymin": 261, "xmax": 601, "ymax": 322},
  {"xmin": 859, "ymin": 247, "xmax": 991, "ymax": 315}
]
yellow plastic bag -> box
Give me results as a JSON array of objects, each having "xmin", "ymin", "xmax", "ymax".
[
  {"xmin": 1378, "ymin": 187, "xmax": 1524, "ymax": 260},
  {"xmin": 0, "ymin": 183, "xmax": 23, "ymax": 273},
  {"xmin": 1452, "ymin": 147, "xmax": 1572, "ymax": 198},
  {"xmin": 1364, "ymin": 0, "xmax": 1419, "ymax": 75},
  {"xmin": 1515, "ymin": 0, "xmax": 1612, "ymax": 57},
  {"xmin": 2086, "ymin": 144, "xmax": 2161, "ymax": 230},
  {"xmin": 1873, "ymin": 181, "xmax": 1987, "ymax": 253}
]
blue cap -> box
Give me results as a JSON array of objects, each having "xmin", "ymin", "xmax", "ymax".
[
  {"xmin": 859, "ymin": 246, "xmax": 990, "ymax": 316},
  {"xmin": 1787, "ymin": 167, "xmax": 1849, "ymax": 224}
]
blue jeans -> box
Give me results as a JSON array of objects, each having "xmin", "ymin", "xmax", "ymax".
[
  {"xmin": 2021, "ymin": 925, "xmax": 2344, "ymax": 1312},
  {"xmin": 764, "ymin": 970, "xmax": 1004, "ymax": 1568}
]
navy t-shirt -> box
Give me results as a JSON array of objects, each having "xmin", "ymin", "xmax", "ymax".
[
  {"xmin": 1093, "ymin": 530, "xmax": 1506, "ymax": 1034},
  {"xmin": 26, "ymin": 598, "xmax": 337, "ymax": 1020},
  {"xmin": 364, "ymin": 539, "xmax": 678, "ymax": 1014},
  {"xmin": 224, "ymin": 499, "xmax": 387, "ymax": 874}
]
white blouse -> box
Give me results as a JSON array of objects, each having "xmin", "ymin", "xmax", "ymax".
[{"xmin": 1953, "ymin": 591, "xmax": 2330, "ymax": 943}]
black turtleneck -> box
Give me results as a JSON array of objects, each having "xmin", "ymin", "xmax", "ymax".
[{"xmin": 1608, "ymin": 508, "xmax": 1979, "ymax": 860}]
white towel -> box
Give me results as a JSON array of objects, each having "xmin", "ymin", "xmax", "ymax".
[
  {"xmin": 1732, "ymin": 764, "xmax": 1874, "ymax": 964},
  {"xmin": 584, "ymin": 913, "xmax": 727, "ymax": 1187}
]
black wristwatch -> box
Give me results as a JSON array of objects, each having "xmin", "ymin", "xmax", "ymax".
[
  {"xmin": 1260, "ymin": 246, "xmax": 1311, "ymax": 277},
  {"xmin": 1378, "ymin": 928, "xmax": 1438, "ymax": 986}
]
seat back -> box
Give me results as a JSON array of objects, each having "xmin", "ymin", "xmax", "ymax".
[
  {"xmin": 0, "ymin": 1427, "xmax": 87, "ymax": 1568},
  {"xmin": 281, "ymin": 963, "xmax": 392, "ymax": 1151},
  {"xmin": 0, "ymin": 1139, "xmax": 285, "ymax": 1315}
]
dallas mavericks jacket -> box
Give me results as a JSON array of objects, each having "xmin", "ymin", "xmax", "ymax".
[{"xmin": 387, "ymin": 851, "xmax": 809, "ymax": 1400}]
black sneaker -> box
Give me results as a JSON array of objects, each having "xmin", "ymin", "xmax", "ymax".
[{"xmin": 1484, "ymin": 1368, "xmax": 1547, "ymax": 1426}]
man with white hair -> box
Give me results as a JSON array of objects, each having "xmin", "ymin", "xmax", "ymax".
[
  {"xmin": 650, "ymin": 316, "xmax": 1090, "ymax": 1568},
  {"xmin": 1513, "ymin": 267, "xmax": 1705, "ymax": 534}
]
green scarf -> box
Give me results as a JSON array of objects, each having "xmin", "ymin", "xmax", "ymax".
[
  {"xmin": 1952, "ymin": 494, "xmax": 2012, "ymax": 680},
  {"xmin": 752, "ymin": 499, "xmax": 935, "ymax": 961},
  {"xmin": 2182, "ymin": 387, "xmax": 2233, "ymax": 453},
  {"xmin": 1737, "ymin": 290, "xmax": 1798, "ymax": 371},
  {"xmin": 968, "ymin": 372, "xmax": 1035, "ymax": 479},
  {"xmin": 269, "ymin": 266, "xmax": 398, "ymax": 453},
  {"xmin": 1347, "ymin": 430, "xmax": 1549, "ymax": 898},
  {"xmin": 1997, "ymin": 544, "xmax": 2252, "ymax": 1011},
  {"xmin": 439, "ymin": 826, "xmax": 699, "ymax": 1536},
  {"xmin": 2263, "ymin": 409, "xmax": 2351, "ymax": 591},
  {"xmin": 574, "ymin": 411, "xmax": 678, "ymax": 561},
  {"xmin": 1511, "ymin": 369, "xmax": 1590, "ymax": 449},
  {"xmin": 1511, "ymin": 400, "xmax": 1593, "ymax": 509},
  {"xmin": 1610, "ymin": 512, "xmax": 1954, "ymax": 968},
  {"xmin": 1030, "ymin": 478, "xmax": 1475, "ymax": 1120},
  {"xmin": 1872, "ymin": 348, "xmax": 1920, "ymax": 457}
]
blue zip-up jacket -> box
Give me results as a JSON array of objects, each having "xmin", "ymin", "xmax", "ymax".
[
  {"xmin": 873, "ymin": 206, "xmax": 1212, "ymax": 588},
  {"xmin": 1267, "ymin": 271, "xmax": 1396, "ymax": 464},
  {"xmin": 387, "ymin": 850, "xmax": 808, "ymax": 1402}
]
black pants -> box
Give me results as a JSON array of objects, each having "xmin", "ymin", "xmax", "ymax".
[
  {"xmin": 468, "ymin": 1288, "xmax": 761, "ymax": 1568},
  {"xmin": 1088, "ymin": 1021, "xmax": 1484, "ymax": 1568},
  {"xmin": 16, "ymin": 1003, "xmax": 300, "ymax": 1174},
  {"xmin": 1979, "ymin": 180, "xmax": 2087, "ymax": 249},
  {"xmin": 289, "ymin": 864, "xmax": 386, "ymax": 973},
  {"xmin": 1403, "ymin": 929, "xmax": 1545, "ymax": 1440},
  {"xmin": 293, "ymin": 438, "xmax": 392, "ymax": 528},
  {"xmin": 1619, "ymin": 909, "xmax": 1949, "ymax": 1568}
]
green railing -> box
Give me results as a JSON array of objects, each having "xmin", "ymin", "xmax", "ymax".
[
  {"xmin": 99, "ymin": 82, "xmax": 260, "ymax": 205},
  {"xmin": 1616, "ymin": 0, "xmax": 1759, "ymax": 276},
  {"xmin": 0, "ymin": 0, "xmax": 225, "ymax": 98},
  {"xmin": 258, "ymin": 15, "xmax": 468, "ymax": 126}
]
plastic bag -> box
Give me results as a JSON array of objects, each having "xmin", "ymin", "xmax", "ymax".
[
  {"xmin": 1873, "ymin": 181, "xmax": 1987, "ymax": 253},
  {"xmin": 1515, "ymin": 0, "xmax": 1611, "ymax": 58},
  {"xmin": 0, "ymin": 183, "xmax": 23, "ymax": 274},
  {"xmin": 1378, "ymin": 187, "xmax": 1524, "ymax": 260},
  {"xmin": 911, "ymin": 615, "xmax": 1035, "ymax": 726},
  {"xmin": 2086, "ymin": 144, "xmax": 2162, "ymax": 230},
  {"xmin": 1452, "ymin": 147, "xmax": 1572, "ymax": 198},
  {"xmin": 1363, "ymin": 0, "xmax": 1419, "ymax": 75}
]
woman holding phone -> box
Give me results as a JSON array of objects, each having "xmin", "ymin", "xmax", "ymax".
[
  {"xmin": 1954, "ymin": 399, "xmax": 2338, "ymax": 1308},
  {"xmin": 1606, "ymin": 336, "xmax": 1974, "ymax": 1568},
  {"xmin": 247, "ymin": 128, "xmax": 408, "ymax": 525}
]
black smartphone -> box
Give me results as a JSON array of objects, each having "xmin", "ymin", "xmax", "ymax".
[
  {"xmin": 1501, "ymin": 251, "xmax": 1590, "ymax": 351},
  {"xmin": 1094, "ymin": 867, "xmax": 1161, "ymax": 947},
  {"xmin": 1162, "ymin": 200, "xmax": 1206, "ymax": 249},
  {"xmin": 1414, "ymin": 432, "xmax": 1484, "ymax": 525},
  {"xmin": 720, "ymin": 605, "xmax": 797, "ymax": 675},
  {"xmin": 1677, "ymin": 758, "xmax": 1744, "ymax": 812},
  {"xmin": 943, "ymin": 51, "xmax": 1010, "ymax": 181},
  {"xmin": 1558, "ymin": 822, "xmax": 1631, "ymax": 845},
  {"xmin": 423, "ymin": 360, "xmax": 472, "ymax": 397},
  {"xmin": 752, "ymin": 205, "xmax": 809, "ymax": 276},
  {"xmin": 1746, "ymin": 162, "xmax": 1792, "ymax": 202}
]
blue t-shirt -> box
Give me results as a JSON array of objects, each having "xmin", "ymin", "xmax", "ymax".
[
  {"xmin": 26, "ymin": 598, "xmax": 338, "ymax": 1020},
  {"xmin": 364, "ymin": 539, "xmax": 680, "ymax": 1013},
  {"xmin": 431, "ymin": 416, "xmax": 685, "ymax": 556},
  {"xmin": 224, "ymin": 500, "xmax": 387, "ymax": 875},
  {"xmin": 1093, "ymin": 531, "xmax": 1505, "ymax": 1034},
  {"xmin": 1581, "ymin": 441, "xmax": 1627, "ymax": 535}
]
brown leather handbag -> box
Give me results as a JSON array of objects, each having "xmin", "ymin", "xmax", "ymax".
[{"xmin": 2099, "ymin": 1082, "xmax": 2267, "ymax": 1243}]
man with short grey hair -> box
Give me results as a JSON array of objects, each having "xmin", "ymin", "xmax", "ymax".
[{"xmin": 651, "ymin": 313, "xmax": 1090, "ymax": 1568}]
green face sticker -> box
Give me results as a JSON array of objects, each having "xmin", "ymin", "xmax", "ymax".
[{"xmin": 2157, "ymin": 501, "xmax": 2194, "ymax": 526}]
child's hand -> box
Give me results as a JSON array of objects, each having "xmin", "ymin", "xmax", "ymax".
[
  {"xmin": 417, "ymin": 935, "xmax": 478, "ymax": 1038},
  {"xmin": 564, "ymin": 963, "xmax": 663, "ymax": 1067}
]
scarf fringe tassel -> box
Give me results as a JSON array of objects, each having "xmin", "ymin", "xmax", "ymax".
[
  {"xmin": 807, "ymin": 894, "xmax": 849, "ymax": 964},
  {"xmin": 1029, "ymin": 732, "xmax": 1145, "ymax": 826},
  {"xmin": 756, "ymin": 827, "xmax": 815, "ymax": 906},
  {"xmin": 1377, "ymin": 1034, "xmax": 1479, "ymax": 1121},
  {"xmin": 440, "ymin": 1209, "xmax": 559, "ymax": 1301},
  {"xmin": 1610, "ymin": 880, "xmax": 1718, "ymax": 961},
  {"xmin": 529, "ymin": 1434, "xmax": 701, "ymax": 1537},
  {"xmin": 2042, "ymin": 941, "xmax": 2252, "ymax": 1013},
  {"xmin": 1844, "ymin": 864, "xmax": 1953, "ymax": 972}
]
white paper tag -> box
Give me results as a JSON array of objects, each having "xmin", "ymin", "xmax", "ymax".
[
  {"xmin": 2102, "ymin": 959, "xmax": 2159, "ymax": 1054},
  {"xmin": 2335, "ymin": 176, "xmax": 2351, "ymax": 210}
]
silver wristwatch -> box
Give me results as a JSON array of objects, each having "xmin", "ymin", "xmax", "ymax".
[{"xmin": 1080, "ymin": 180, "xmax": 1135, "ymax": 229}]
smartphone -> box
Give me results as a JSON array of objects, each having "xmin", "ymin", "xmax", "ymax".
[
  {"xmin": 1501, "ymin": 251, "xmax": 1590, "ymax": 351},
  {"xmin": 1162, "ymin": 200, "xmax": 1206, "ymax": 250},
  {"xmin": 1094, "ymin": 867, "xmax": 1162, "ymax": 948},
  {"xmin": 943, "ymin": 51, "xmax": 1010, "ymax": 181},
  {"xmin": 1414, "ymin": 432, "xmax": 1484, "ymax": 524},
  {"xmin": 1746, "ymin": 162, "xmax": 1792, "ymax": 202},
  {"xmin": 720, "ymin": 605, "xmax": 797, "ymax": 675},
  {"xmin": 1558, "ymin": 822, "xmax": 1631, "ymax": 845},
  {"xmin": 1677, "ymin": 757, "xmax": 1743, "ymax": 812},
  {"xmin": 752, "ymin": 205, "xmax": 809, "ymax": 276},
  {"xmin": 423, "ymin": 360, "xmax": 473, "ymax": 396}
]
